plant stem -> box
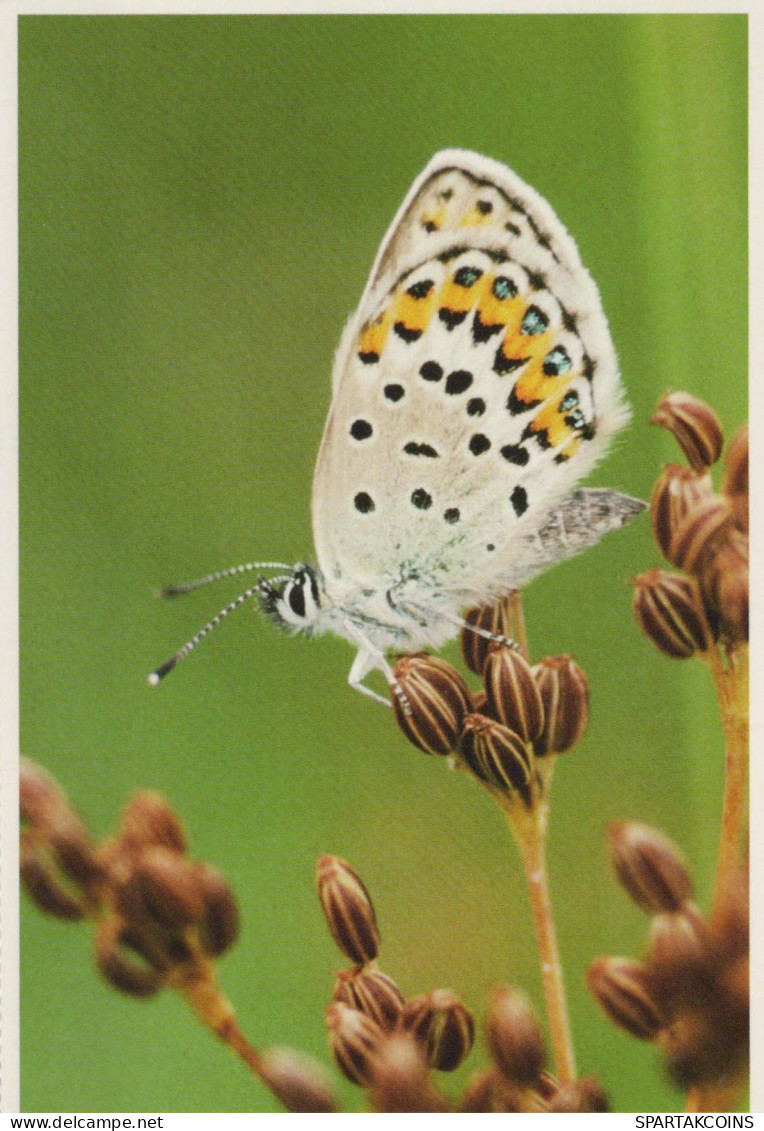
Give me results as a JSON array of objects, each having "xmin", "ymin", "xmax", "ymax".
[
  {"xmin": 702, "ymin": 643, "xmax": 749, "ymax": 919},
  {"xmin": 504, "ymin": 786, "xmax": 576, "ymax": 1083},
  {"xmin": 174, "ymin": 959, "xmax": 264, "ymax": 1078}
]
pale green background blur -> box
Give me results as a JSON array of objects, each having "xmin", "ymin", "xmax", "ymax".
[{"xmin": 20, "ymin": 14, "xmax": 747, "ymax": 1113}]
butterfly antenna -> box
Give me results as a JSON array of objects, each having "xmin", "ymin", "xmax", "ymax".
[
  {"xmin": 156, "ymin": 561, "xmax": 292, "ymax": 598},
  {"xmin": 148, "ymin": 581, "xmax": 265, "ymax": 685}
]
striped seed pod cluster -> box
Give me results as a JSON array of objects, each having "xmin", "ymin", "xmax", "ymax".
[
  {"xmin": 392, "ymin": 635, "xmax": 589, "ymax": 806},
  {"xmin": 317, "ymin": 855, "xmax": 474, "ymax": 1109},
  {"xmin": 637, "ymin": 395, "xmax": 748, "ymax": 653},
  {"xmin": 20, "ymin": 759, "xmax": 239, "ymax": 999},
  {"xmin": 460, "ymin": 985, "xmax": 609, "ymax": 1113},
  {"xmin": 587, "ymin": 822, "xmax": 748, "ymax": 1088}
]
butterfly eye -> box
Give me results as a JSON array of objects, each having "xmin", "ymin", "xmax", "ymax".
[{"xmin": 288, "ymin": 581, "xmax": 306, "ymax": 619}]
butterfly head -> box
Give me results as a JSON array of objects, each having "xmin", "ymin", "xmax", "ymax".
[{"xmin": 257, "ymin": 563, "xmax": 324, "ymax": 635}]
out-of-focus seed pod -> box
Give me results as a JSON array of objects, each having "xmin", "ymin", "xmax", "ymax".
[
  {"xmin": 194, "ymin": 862, "xmax": 240, "ymax": 956},
  {"xmin": 548, "ymin": 1077, "xmax": 610, "ymax": 1113},
  {"xmin": 333, "ymin": 967, "xmax": 404, "ymax": 1032},
  {"xmin": 632, "ymin": 570, "xmax": 714, "ymax": 659},
  {"xmin": 722, "ymin": 425, "xmax": 748, "ymax": 532},
  {"xmin": 48, "ymin": 825, "xmax": 104, "ymax": 890},
  {"xmin": 20, "ymin": 758, "xmax": 69, "ymax": 829},
  {"xmin": 20, "ymin": 842, "xmax": 86, "ymax": 920},
  {"xmin": 651, "ymin": 393, "xmax": 724, "ymax": 473},
  {"xmin": 117, "ymin": 791, "xmax": 186, "ymax": 855},
  {"xmin": 460, "ymin": 593, "xmax": 518, "ymax": 676},
  {"xmin": 650, "ymin": 464, "xmax": 713, "ymax": 561},
  {"xmin": 459, "ymin": 714, "xmax": 532, "ymax": 794},
  {"xmin": 401, "ymin": 989, "xmax": 475, "ymax": 1072},
  {"xmin": 120, "ymin": 847, "xmax": 205, "ymax": 931},
  {"xmin": 587, "ymin": 957, "xmax": 665, "ymax": 1040},
  {"xmin": 367, "ymin": 1033, "xmax": 449, "ymax": 1113},
  {"xmin": 392, "ymin": 654, "xmax": 473, "ymax": 756},
  {"xmin": 484, "ymin": 985, "xmax": 545, "ymax": 1087},
  {"xmin": 94, "ymin": 918, "xmax": 165, "ymax": 997},
  {"xmin": 648, "ymin": 908, "xmax": 710, "ymax": 974},
  {"xmin": 316, "ymin": 855, "xmax": 380, "ymax": 965},
  {"xmin": 608, "ymin": 822, "xmax": 693, "ymax": 914},
  {"xmin": 669, "ymin": 496, "xmax": 733, "ymax": 575},
  {"xmin": 325, "ymin": 1002, "xmax": 385, "ymax": 1085},
  {"xmin": 532, "ymin": 656, "xmax": 589, "ymax": 755},
  {"xmin": 484, "ymin": 646, "xmax": 544, "ymax": 742},
  {"xmin": 700, "ymin": 530, "xmax": 749, "ymax": 645},
  {"xmin": 258, "ymin": 1047, "xmax": 337, "ymax": 1113}
]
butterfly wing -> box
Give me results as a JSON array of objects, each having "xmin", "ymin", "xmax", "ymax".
[{"xmin": 313, "ymin": 150, "xmax": 629, "ymax": 611}]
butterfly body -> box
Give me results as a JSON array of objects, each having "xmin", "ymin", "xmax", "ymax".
[{"xmin": 151, "ymin": 150, "xmax": 643, "ymax": 703}]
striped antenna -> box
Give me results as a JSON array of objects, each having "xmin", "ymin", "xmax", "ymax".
[
  {"xmin": 148, "ymin": 581, "xmax": 271, "ymax": 686},
  {"xmin": 155, "ymin": 561, "xmax": 293, "ymax": 598}
]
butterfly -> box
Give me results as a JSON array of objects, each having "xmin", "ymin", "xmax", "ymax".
[{"xmin": 150, "ymin": 150, "xmax": 643, "ymax": 707}]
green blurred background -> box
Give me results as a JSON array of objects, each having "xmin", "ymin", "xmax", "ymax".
[{"xmin": 19, "ymin": 14, "xmax": 747, "ymax": 1113}]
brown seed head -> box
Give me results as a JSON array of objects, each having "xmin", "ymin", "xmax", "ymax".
[
  {"xmin": 532, "ymin": 656, "xmax": 589, "ymax": 755},
  {"xmin": 484, "ymin": 645, "xmax": 544, "ymax": 742},
  {"xmin": 325, "ymin": 1002, "xmax": 385, "ymax": 1085},
  {"xmin": 367, "ymin": 1033, "xmax": 450, "ymax": 1113},
  {"xmin": 316, "ymin": 855, "xmax": 380, "ymax": 965},
  {"xmin": 608, "ymin": 821, "xmax": 693, "ymax": 913},
  {"xmin": 258, "ymin": 1047, "xmax": 337, "ymax": 1113},
  {"xmin": 700, "ymin": 529, "xmax": 749, "ymax": 645},
  {"xmin": 119, "ymin": 846, "xmax": 205, "ymax": 931},
  {"xmin": 458, "ymin": 714, "xmax": 532, "ymax": 794},
  {"xmin": 392, "ymin": 654, "xmax": 473, "ymax": 755},
  {"xmin": 460, "ymin": 593, "xmax": 518, "ymax": 676},
  {"xmin": 459, "ymin": 1067, "xmax": 501, "ymax": 1112},
  {"xmin": 94, "ymin": 917, "xmax": 166, "ymax": 998},
  {"xmin": 651, "ymin": 393, "xmax": 724, "ymax": 473},
  {"xmin": 20, "ymin": 758, "xmax": 69, "ymax": 830},
  {"xmin": 650, "ymin": 464, "xmax": 713, "ymax": 561},
  {"xmin": 117, "ymin": 791, "xmax": 186, "ymax": 856},
  {"xmin": 587, "ymin": 956, "xmax": 665, "ymax": 1040},
  {"xmin": 401, "ymin": 989, "xmax": 475, "ymax": 1072},
  {"xmin": 648, "ymin": 907, "xmax": 710, "ymax": 975},
  {"xmin": 484, "ymin": 985, "xmax": 546, "ymax": 1087},
  {"xmin": 20, "ymin": 841, "xmax": 86, "ymax": 921},
  {"xmin": 632, "ymin": 570, "xmax": 715, "ymax": 659},
  {"xmin": 193, "ymin": 862, "xmax": 240, "ymax": 956},
  {"xmin": 722, "ymin": 424, "xmax": 748, "ymax": 532},
  {"xmin": 333, "ymin": 967, "xmax": 404, "ymax": 1032},
  {"xmin": 669, "ymin": 495, "xmax": 733, "ymax": 575}
]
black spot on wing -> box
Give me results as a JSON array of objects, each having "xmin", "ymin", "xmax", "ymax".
[
  {"xmin": 439, "ymin": 307, "xmax": 468, "ymax": 330},
  {"xmin": 403, "ymin": 441, "xmax": 439, "ymax": 458},
  {"xmin": 350, "ymin": 419, "xmax": 373, "ymax": 440},
  {"xmin": 384, "ymin": 383, "xmax": 405, "ymax": 401},
  {"xmin": 511, "ymin": 486, "xmax": 529, "ymax": 517},
  {"xmin": 411, "ymin": 488, "xmax": 433, "ymax": 511},
  {"xmin": 445, "ymin": 370, "xmax": 473, "ymax": 395},
  {"xmin": 469, "ymin": 434, "xmax": 491, "ymax": 455},
  {"xmin": 500, "ymin": 443, "xmax": 529, "ymax": 466},
  {"xmin": 419, "ymin": 361, "xmax": 443, "ymax": 382},
  {"xmin": 394, "ymin": 321, "xmax": 423, "ymax": 343},
  {"xmin": 354, "ymin": 492, "xmax": 375, "ymax": 514}
]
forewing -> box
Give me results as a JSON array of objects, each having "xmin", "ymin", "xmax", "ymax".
[{"xmin": 313, "ymin": 150, "xmax": 629, "ymax": 602}]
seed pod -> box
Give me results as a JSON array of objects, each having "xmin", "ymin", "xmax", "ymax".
[
  {"xmin": 608, "ymin": 822, "xmax": 693, "ymax": 913},
  {"xmin": 333, "ymin": 967, "xmax": 404, "ymax": 1032},
  {"xmin": 258, "ymin": 1047, "xmax": 337, "ymax": 1113},
  {"xmin": 48, "ymin": 824, "xmax": 104, "ymax": 891},
  {"xmin": 632, "ymin": 570, "xmax": 714, "ymax": 658},
  {"xmin": 19, "ymin": 758, "xmax": 69, "ymax": 830},
  {"xmin": 459, "ymin": 1067, "xmax": 500, "ymax": 1113},
  {"xmin": 392, "ymin": 654, "xmax": 473, "ymax": 756},
  {"xmin": 650, "ymin": 464, "xmax": 713, "ymax": 561},
  {"xmin": 316, "ymin": 855, "xmax": 380, "ymax": 965},
  {"xmin": 194, "ymin": 861, "xmax": 240, "ymax": 956},
  {"xmin": 532, "ymin": 656, "xmax": 589, "ymax": 755},
  {"xmin": 700, "ymin": 530, "xmax": 749, "ymax": 645},
  {"xmin": 722, "ymin": 424, "xmax": 748, "ymax": 532},
  {"xmin": 459, "ymin": 714, "xmax": 532, "ymax": 794},
  {"xmin": 401, "ymin": 989, "xmax": 475, "ymax": 1072},
  {"xmin": 94, "ymin": 918, "xmax": 165, "ymax": 998},
  {"xmin": 669, "ymin": 495, "xmax": 733, "ymax": 575},
  {"xmin": 648, "ymin": 908, "xmax": 710, "ymax": 974},
  {"xmin": 484, "ymin": 646, "xmax": 544, "ymax": 742},
  {"xmin": 119, "ymin": 846, "xmax": 205, "ymax": 931},
  {"xmin": 587, "ymin": 957, "xmax": 665, "ymax": 1040},
  {"xmin": 117, "ymin": 791, "xmax": 186, "ymax": 855},
  {"xmin": 20, "ymin": 843, "xmax": 86, "ymax": 920},
  {"xmin": 325, "ymin": 1002, "xmax": 385, "ymax": 1085},
  {"xmin": 548, "ymin": 1077, "xmax": 610, "ymax": 1113},
  {"xmin": 367, "ymin": 1033, "xmax": 450, "ymax": 1113},
  {"xmin": 460, "ymin": 593, "xmax": 519, "ymax": 676},
  {"xmin": 485, "ymin": 985, "xmax": 545, "ymax": 1087},
  {"xmin": 651, "ymin": 392, "xmax": 724, "ymax": 473}
]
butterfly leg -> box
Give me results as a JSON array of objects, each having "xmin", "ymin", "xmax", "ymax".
[
  {"xmin": 398, "ymin": 601, "xmax": 519, "ymax": 652},
  {"xmin": 343, "ymin": 620, "xmax": 411, "ymax": 713}
]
